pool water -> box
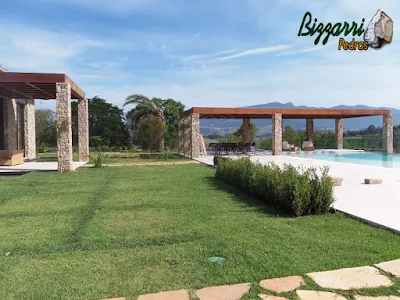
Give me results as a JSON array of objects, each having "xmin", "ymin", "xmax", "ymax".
[{"xmin": 285, "ymin": 151, "xmax": 400, "ymax": 169}]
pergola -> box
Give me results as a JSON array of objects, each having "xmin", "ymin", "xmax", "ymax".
[
  {"xmin": 178, "ymin": 107, "xmax": 393, "ymax": 157},
  {"xmin": 0, "ymin": 72, "xmax": 89, "ymax": 172}
]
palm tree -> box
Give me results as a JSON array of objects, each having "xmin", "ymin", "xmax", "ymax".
[{"xmin": 123, "ymin": 94, "xmax": 166, "ymax": 151}]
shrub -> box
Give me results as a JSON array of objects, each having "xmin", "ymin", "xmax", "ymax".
[
  {"xmin": 215, "ymin": 157, "xmax": 335, "ymax": 216},
  {"xmin": 92, "ymin": 149, "xmax": 106, "ymax": 168}
]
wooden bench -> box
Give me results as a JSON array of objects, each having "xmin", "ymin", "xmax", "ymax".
[{"xmin": 0, "ymin": 150, "xmax": 24, "ymax": 166}]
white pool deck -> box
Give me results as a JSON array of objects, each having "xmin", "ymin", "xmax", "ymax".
[
  {"xmin": 0, "ymin": 161, "xmax": 87, "ymax": 172},
  {"xmin": 195, "ymin": 150, "xmax": 400, "ymax": 234}
]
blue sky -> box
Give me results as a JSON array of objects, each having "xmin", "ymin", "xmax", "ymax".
[{"xmin": 1, "ymin": 0, "xmax": 400, "ymax": 111}]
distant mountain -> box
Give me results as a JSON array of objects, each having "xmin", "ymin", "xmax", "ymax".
[{"xmin": 200, "ymin": 102, "xmax": 400, "ymax": 137}]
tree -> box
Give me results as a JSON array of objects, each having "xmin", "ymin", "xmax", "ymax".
[
  {"xmin": 124, "ymin": 94, "xmax": 185, "ymax": 151},
  {"xmin": 135, "ymin": 115, "xmax": 166, "ymax": 153},
  {"xmin": 221, "ymin": 121, "xmax": 257, "ymax": 143},
  {"xmin": 35, "ymin": 109, "xmax": 57, "ymax": 150},
  {"xmin": 124, "ymin": 95, "xmax": 165, "ymax": 151},
  {"xmin": 283, "ymin": 125, "xmax": 297, "ymax": 145},
  {"xmin": 71, "ymin": 96, "xmax": 129, "ymax": 149},
  {"xmin": 237, "ymin": 122, "xmax": 257, "ymax": 142}
]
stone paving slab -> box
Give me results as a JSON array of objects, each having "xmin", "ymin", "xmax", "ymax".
[
  {"xmin": 137, "ymin": 289, "xmax": 189, "ymax": 300},
  {"xmin": 258, "ymin": 294, "xmax": 289, "ymax": 299},
  {"xmin": 195, "ymin": 283, "xmax": 251, "ymax": 300},
  {"xmin": 101, "ymin": 298, "xmax": 126, "ymax": 300},
  {"xmin": 354, "ymin": 296, "xmax": 400, "ymax": 300},
  {"xmin": 375, "ymin": 259, "xmax": 400, "ymax": 278},
  {"xmin": 296, "ymin": 290, "xmax": 347, "ymax": 300},
  {"xmin": 307, "ymin": 266, "xmax": 393, "ymax": 290},
  {"xmin": 259, "ymin": 275, "xmax": 304, "ymax": 293}
]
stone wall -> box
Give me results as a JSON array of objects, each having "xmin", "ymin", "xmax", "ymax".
[
  {"xmin": 78, "ymin": 98, "xmax": 89, "ymax": 162},
  {"xmin": 272, "ymin": 114, "xmax": 282, "ymax": 155},
  {"xmin": 56, "ymin": 83, "xmax": 74, "ymax": 172},
  {"xmin": 335, "ymin": 119, "xmax": 343, "ymax": 149},
  {"xmin": 190, "ymin": 113, "xmax": 200, "ymax": 158},
  {"xmin": 24, "ymin": 99, "xmax": 36, "ymax": 159},
  {"xmin": 383, "ymin": 114, "xmax": 393, "ymax": 153},
  {"xmin": 306, "ymin": 118, "xmax": 314, "ymax": 143},
  {"xmin": 3, "ymin": 98, "xmax": 17, "ymax": 150}
]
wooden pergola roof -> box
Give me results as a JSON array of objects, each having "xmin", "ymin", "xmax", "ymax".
[
  {"xmin": 0, "ymin": 72, "xmax": 85, "ymax": 100},
  {"xmin": 182, "ymin": 107, "xmax": 391, "ymax": 119}
]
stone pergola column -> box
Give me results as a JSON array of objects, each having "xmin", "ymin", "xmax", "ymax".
[
  {"xmin": 272, "ymin": 114, "xmax": 282, "ymax": 155},
  {"xmin": 242, "ymin": 118, "xmax": 251, "ymax": 143},
  {"xmin": 306, "ymin": 118, "xmax": 314, "ymax": 143},
  {"xmin": 56, "ymin": 83, "xmax": 74, "ymax": 172},
  {"xmin": 190, "ymin": 113, "xmax": 200, "ymax": 158},
  {"xmin": 3, "ymin": 98, "xmax": 17, "ymax": 150},
  {"xmin": 78, "ymin": 98, "xmax": 89, "ymax": 162},
  {"xmin": 383, "ymin": 114, "xmax": 393, "ymax": 153},
  {"xmin": 24, "ymin": 99, "xmax": 36, "ymax": 159},
  {"xmin": 335, "ymin": 118, "xmax": 343, "ymax": 150}
]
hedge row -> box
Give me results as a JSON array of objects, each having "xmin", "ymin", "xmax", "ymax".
[{"xmin": 215, "ymin": 157, "xmax": 335, "ymax": 216}]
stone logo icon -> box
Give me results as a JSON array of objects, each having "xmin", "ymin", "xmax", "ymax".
[{"xmin": 364, "ymin": 10, "xmax": 393, "ymax": 49}]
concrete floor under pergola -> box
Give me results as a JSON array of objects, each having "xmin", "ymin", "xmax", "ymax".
[
  {"xmin": 0, "ymin": 71, "xmax": 89, "ymax": 173},
  {"xmin": 178, "ymin": 107, "xmax": 394, "ymax": 158}
]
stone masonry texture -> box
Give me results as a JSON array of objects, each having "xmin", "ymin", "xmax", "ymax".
[
  {"xmin": 383, "ymin": 114, "xmax": 393, "ymax": 153},
  {"xmin": 3, "ymin": 98, "xmax": 17, "ymax": 150},
  {"xmin": 190, "ymin": 113, "xmax": 200, "ymax": 158},
  {"xmin": 272, "ymin": 114, "xmax": 283, "ymax": 155},
  {"xmin": 78, "ymin": 98, "xmax": 89, "ymax": 162},
  {"xmin": 178, "ymin": 115, "xmax": 191, "ymax": 157},
  {"xmin": 335, "ymin": 119, "xmax": 344, "ymax": 150},
  {"xmin": 306, "ymin": 118, "xmax": 314, "ymax": 143},
  {"xmin": 56, "ymin": 83, "xmax": 74, "ymax": 172},
  {"xmin": 24, "ymin": 99, "xmax": 36, "ymax": 159}
]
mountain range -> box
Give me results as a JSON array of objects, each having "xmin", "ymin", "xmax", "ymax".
[{"xmin": 200, "ymin": 102, "xmax": 400, "ymax": 137}]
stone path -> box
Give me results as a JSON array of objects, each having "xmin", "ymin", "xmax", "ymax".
[{"xmin": 101, "ymin": 258, "xmax": 400, "ymax": 300}]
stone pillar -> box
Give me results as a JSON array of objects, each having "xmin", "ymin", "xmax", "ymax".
[
  {"xmin": 3, "ymin": 98, "xmax": 17, "ymax": 150},
  {"xmin": 24, "ymin": 99, "xmax": 36, "ymax": 159},
  {"xmin": 178, "ymin": 117, "xmax": 185, "ymax": 155},
  {"xmin": 383, "ymin": 114, "xmax": 393, "ymax": 153},
  {"xmin": 242, "ymin": 118, "xmax": 251, "ymax": 143},
  {"xmin": 78, "ymin": 98, "xmax": 89, "ymax": 162},
  {"xmin": 190, "ymin": 113, "xmax": 200, "ymax": 158},
  {"xmin": 272, "ymin": 114, "xmax": 282, "ymax": 155},
  {"xmin": 335, "ymin": 119, "xmax": 343, "ymax": 150},
  {"xmin": 306, "ymin": 118, "xmax": 314, "ymax": 143},
  {"xmin": 56, "ymin": 83, "xmax": 74, "ymax": 172}
]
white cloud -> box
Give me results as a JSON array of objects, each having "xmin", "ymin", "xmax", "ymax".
[
  {"xmin": 275, "ymin": 47, "xmax": 321, "ymax": 56},
  {"xmin": 0, "ymin": 24, "xmax": 106, "ymax": 73},
  {"xmin": 218, "ymin": 45, "xmax": 292, "ymax": 60}
]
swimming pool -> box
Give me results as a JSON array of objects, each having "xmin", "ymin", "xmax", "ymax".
[{"xmin": 284, "ymin": 150, "xmax": 400, "ymax": 169}]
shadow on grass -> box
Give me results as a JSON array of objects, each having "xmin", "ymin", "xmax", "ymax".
[{"xmin": 203, "ymin": 175, "xmax": 290, "ymax": 218}]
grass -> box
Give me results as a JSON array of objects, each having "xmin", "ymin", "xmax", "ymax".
[
  {"xmin": 0, "ymin": 164, "xmax": 399, "ymax": 300},
  {"xmin": 36, "ymin": 151, "xmax": 189, "ymax": 164}
]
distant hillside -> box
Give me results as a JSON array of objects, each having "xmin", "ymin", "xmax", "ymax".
[{"xmin": 200, "ymin": 102, "xmax": 400, "ymax": 137}]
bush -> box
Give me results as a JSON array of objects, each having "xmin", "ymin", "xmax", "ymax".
[
  {"xmin": 215, "ymin": 157, "xmax": 335, "ymax": 216},
  {"xmin": 92, "ymin": 149, "xmax": 106, "ymax": 168}
]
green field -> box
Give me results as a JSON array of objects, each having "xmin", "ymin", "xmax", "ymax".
[{"xmin": 0, "ymin": 164, "xmax": 399, "ymax": 299}]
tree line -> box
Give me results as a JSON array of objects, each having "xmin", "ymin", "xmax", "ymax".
[{"xmin": 35, "ymin": 95, "xmax": 185, "ymax": 152}]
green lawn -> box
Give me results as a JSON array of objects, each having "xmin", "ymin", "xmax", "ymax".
[
  {"xmin": 0, "ymin": 165, "xmax": 399, "ymax": 300},
  {"xmin": 36, "ymin": 151, "xmax": 189, "ymax": 164}
]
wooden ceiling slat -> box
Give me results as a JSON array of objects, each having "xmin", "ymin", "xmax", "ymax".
[
  {"xmin": 0, "ymin": 72, "xmax": 85, "ymax": 100},
  {"xmin": 181, "ymin": 107, "xmax": 390, "ymax": 120}
]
